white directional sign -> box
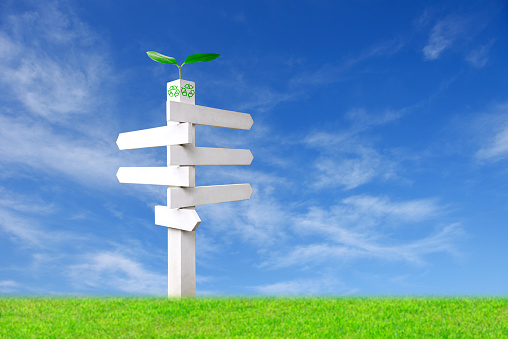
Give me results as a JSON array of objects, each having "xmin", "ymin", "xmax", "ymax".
[
  {"xmin": 167, "ymin": 184, "xmax": 253, "ymax": 209},
  {"xmin": 116, "ymin": 167, "xmax": 192, "ymax": 186},
  {"xmin": 155, "ymin": 206, "xmax": 201, "ymax": 232},
  {"xmin": 167, "ymin": 101, "xmax": 253, "ymax": 130},
  {"xmin": 168, "ymin": 146, "xmax": 253, "ymax": 166},
  {"xmin": 117, "ymin": 123, "xmax": 192, "ymax": 150},
  {"xmin": 117, "ymin": 78, "xmax": 253, "ymax": 298}
]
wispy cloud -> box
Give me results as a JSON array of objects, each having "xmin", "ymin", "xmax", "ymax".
[
  {"xmin": 0, "ymin": 186, "xmax": 65, "ymax": 246},
  {"xmin": 292, "ymin": 195, "xmax": 445, "ymax": 238},
  {"xmin": 262, "ymin": 223, "xmax": 463, "ymax": 269},
  {"xmin": 420, "ymin": 8, "xmax": 498, "ymax": 66},
  {"xmin": 0, "ymin": 207, "xmax": 64, "ymax": 247},
  {"xmin": 258, "ymin": 194, "xmax": 462, "ymax": 269},
  {"xmin": 422, "ymin": 15, "xmax": 468, "ymax": 60},
  {"xmin": 288, "ymin": 36, "xmax": 406, "ymax": 90},
  {"xmin": 0, "ymin": 280, "xmax": 18, "ymax": 293},
  {"xmin": 477, "ymin": 135, "xmax": 508, "ymax": 162},
  {"xmin": 0, "ymin": 2, "xmax": 148, "ymax": 192},
  {"xmin": 191, "ymin": 141, "xmax": 296, "ymax": 264},
  {"xmin": 0, "ymin": 186, "xmax": 55, "ymax": 215},
  {"xmin": 341, "ymin": 195, "xmax": 441, "ymax": 223},
  {"xmin": 199, "ymin": 169, "xmax": 291, "ymax": 248},
  {"xmin": 0, "ymin": 113, "xmax": 165, "ymax": 197},
  {"xmin": 304, "ymin": 121, "xmax": 401, "ymax": 190},
  {"xmin": 466, "ymin": 41, "xmax": 495, "ymax": 68},
  {"xmin": 67, "ymin": 251, "xmax": 166, "ymax": 295},
  {"xmin": 477, "ymin": 125, "xmax": 508, "ymax": 160},
  {"xmin": 311, "ymin": 146, "xmax": 397, "ymax": 190},
  {"xmin": 475, "ymin": 103, "xmax": 508, "ymax": 161},
  {"xmin": 209, "ymin": 34, "xmax": 407, "ymax": 115},
  {"xmin": 0, "ymin": 115, "xmax": 117, "ymax": 186},
  {"xmin": 252, "ymin": 275, "xmax": 355, "ymax": 296},
  {"xmin": 0, "ymin": 1, "xmax": 110, "ymax": 122}
]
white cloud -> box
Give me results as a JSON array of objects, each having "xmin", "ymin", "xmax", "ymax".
[
  {"xmin": 258, "ymin": 195, "xmax": 461, "ymax": 269},
  {"xmin": 199, "ymin": 181, "xmax": 290, "ymax": 248},
  {"xmin": 288, "ymin": 36, "xmax": 406, "ymax": 90},
  {"xmin": 262, "ymin": 223, "xmax": 463, "ymax": 269},
  {"xmin": 0, "ymin": 280, "xmax": 18, "ymax": 293},
  {"xmin": 259, "ymin": 244, "xmax": 364, "ymax": 270},
  {"xmin": 296, "ymin": 195, "xmax": 444, "ymax": 236},
  {"xmin": 67, "ymin": 251, "xmax": 166, "ymax": 295},
  {"xmin": 0, "ymin": 186, "xmax": 55, "ymax": 215},
  {"xmin": 0, "ymin": 280, "xmax": 17, "ymax": 287},
  {"xmin": 313, "ymin": 149, "xmax": 395, "ymax": 190},
  {"xmin": 302, "ymin": 106, "xmax": 411, "ymax": 191},
  {"xmin": 197, "ymin": 166, "xmax": 291, "ymax": 248},
  {"xmin": 0, "ymin": 114, "xmax": 118, "ymax": 187},
  {"xmin": 361, "ymin": 36, "xmax": 406, "ymax": 59},
  {"xmin": 476, "ymin": 124, "xmax": 508, "ymax": 160},
  {"xmin": 305, "ymin": 131, "xmax": 398, "ymax": 190},
  {"xmin": 466, "ymin": 41, "xmax": 495, "ymax": 68},
  {"xmin": 477, "ymin": 124, "xmax": 508, "ymax": 160},
  {"xmin": 421, "ymin": 11, "xmax": 496, "ymax": 66},
  {"xmin": 475, "ymin": 104, "xmax": 508, "ymax": 161},
  {"xmin": 0, "ymin": 1, "xmax": 109, "ymax": 122},
  {"xmin": 0, "ymin": 203, "xmax": 91, "ymax": 249},
  {"xmin": 196, "ymin": 232, "xmax": 222, "ymax": 268},
  {"xmin": 0, "ymin": 111, "xmax": 168, "ymax": 205},
  {"xmin": 342, "ymin": 195, "xmax": 441, "ymax": 222},
  {"xmin": 0, "ymin": 2, "xmax": 151, "ymax": 192},
  {"xmin": 252, "ymin": 276, "xmax": 354, "ymax": 295},
  {"xmin": 0, "ymin": 207, "xmax": 56, "ymax": 246},
  {"xmin": 423, "ymin": 15, "xmax": 467, "ymax": 60},
  {"xmin": 345, "ymin": 107, "xmax": 405, "ymax": 129}
]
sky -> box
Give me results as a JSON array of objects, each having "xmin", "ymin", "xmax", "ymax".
[{"xmin": 0, "ymin": 0, "xmax": 507, "ymax": 297}]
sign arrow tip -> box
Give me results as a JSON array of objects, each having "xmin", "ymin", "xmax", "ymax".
[{"xmin": 116, "ymin": 168, "xmax": 122, "ymax": 182}]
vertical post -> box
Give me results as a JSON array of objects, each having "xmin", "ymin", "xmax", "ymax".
[{"xmin": 166, "ymin": 79, "xmax": 196, "ymax": 297}]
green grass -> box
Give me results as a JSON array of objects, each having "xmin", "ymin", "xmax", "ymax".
[{"xmin": 0, "ymin": 297, "xmax": 507, "ymax": 338}]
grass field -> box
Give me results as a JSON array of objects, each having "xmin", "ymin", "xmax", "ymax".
[{"xmin": 0, "ymin": 297, "xmax": 507, "ymax": 338}]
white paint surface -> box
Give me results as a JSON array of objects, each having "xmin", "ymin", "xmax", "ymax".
[
  {"xmin": 167, "ymin": 227, "xmax": 196, "ymax": 297},
  {"xmin": 155, "ymin": 206, "xmax": 201, "ymax": 231},
  {"xmin": 167, "ymin": 146, "xmax": 253, "ymax": 166},
  {"xmin": 167, "ymin": 184, "xmax": 253, "ymax": 209},
  {"xmin": 116, "ymin": 166, "xmax": 192, "ymax": 186},
  {"xmin": 167, "ymin": 101, "xmax": 253, "ymax": 130},
  {"xmin": 167, "ymin": 79, "xmax": 196, "ymax": 105},
  {"xmin": 116, "ymin": 124, "xmax": 192, "ymax": 150}
]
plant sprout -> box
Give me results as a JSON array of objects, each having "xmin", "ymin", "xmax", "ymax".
[{"xmin": 147, "ymin": 51, "xmax": 221, "ymax": 79}]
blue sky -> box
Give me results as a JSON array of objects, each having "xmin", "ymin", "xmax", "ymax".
[{"xmin": 1, "ymin": 0, "xmax": 507, "ymax": 296}]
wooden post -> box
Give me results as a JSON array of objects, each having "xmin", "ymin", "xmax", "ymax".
[{"xmin": 166, "ymin": 79, "xmax": 196, "ymax": 297}]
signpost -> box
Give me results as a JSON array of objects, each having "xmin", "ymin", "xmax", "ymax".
[{"xmin": 116, "ymin": 79, "xmax": 253, "ymax": 297}]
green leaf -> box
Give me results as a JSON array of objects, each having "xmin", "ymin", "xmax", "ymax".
[
  {"xmin": 183, "ymin": 53, "xmax": 221, "ymax": 64},
  {"xmin": 146, "ymin": 51, "xmax": 178, "ymax": 65}
]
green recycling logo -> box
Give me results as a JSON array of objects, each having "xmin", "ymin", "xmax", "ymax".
[
  {"xmin": 167, "ymin": 85, "xmax": 180, "ymax": 97},
  {"xmin": 181, "ymin": 84, "xmax": 195, "ymax": 98},
  {"xmin": 167, "ymin": 84, "xmax": 195, "ymax": 99}
]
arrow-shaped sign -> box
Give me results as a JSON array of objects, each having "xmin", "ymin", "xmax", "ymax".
[
  {"xmin": 117, "ymin": 123, "xmax": 192, "ymax": 150},
  {"xmin": 117, "ymin": 167, "xmax": 193, "ymax": 186},
  {"xmin": 167, "ymin": 184, "xmax": 253, "ymax": 209},
  {"xmin": 155, "ymin": 206, "xmax": 201, "ymax": 231},
  {"xmin": 168, "ymin": 146, "xmax": 253, "ymax": 166},
  {"xmin": 167, "ymin": 101, "xmax": 253, "ymax": 130}
]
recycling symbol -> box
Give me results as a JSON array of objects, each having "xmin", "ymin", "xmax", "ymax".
[
  {"xmin": 181, "ymin": 84, "xmax": 195, "ymax": 98},
  {"xmin": 167, "ymin": 85, "xmax": 180, "ymax": 98}
]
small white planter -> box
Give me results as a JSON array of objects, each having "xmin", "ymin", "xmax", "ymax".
[{"xmin": 167, "ymin": 79, "xmax": 195, "ymax": 105}]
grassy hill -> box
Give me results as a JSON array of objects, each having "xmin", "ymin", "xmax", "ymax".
[{"xmin": 1, "ymin": 297, "xmax": 507, "ymax": 338}]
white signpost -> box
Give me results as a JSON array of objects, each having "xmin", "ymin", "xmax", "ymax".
[{"xmin": 116, "ymin": 79, "xmax": 253, "ymax": 297}]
